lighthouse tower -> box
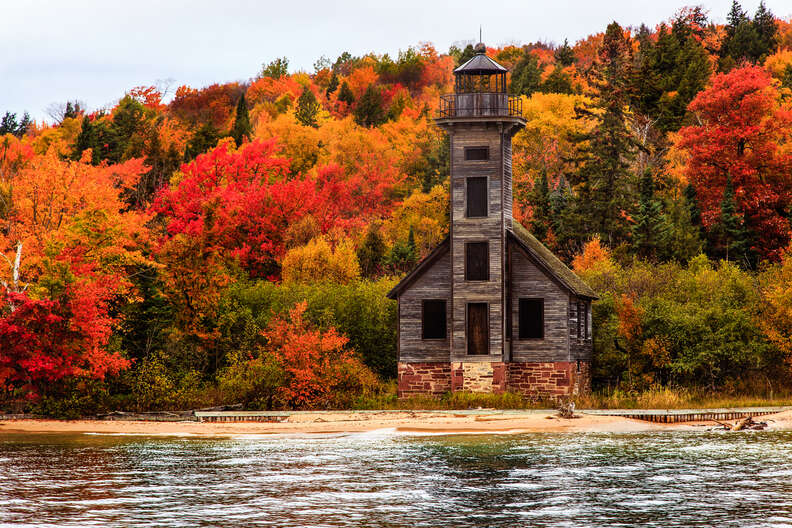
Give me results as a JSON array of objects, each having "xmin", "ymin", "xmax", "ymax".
[{"xmin": 387, "ymin": 43, "xmax": 597, "ymax": 398}]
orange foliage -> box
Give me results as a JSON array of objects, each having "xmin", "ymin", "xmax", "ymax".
[
  {"xmin": 572, "ymin": 237, "xmax": 613, "ymax": 274},
  {"xmin": 265, "ymin": 301, "xmax": 377, "ymax": 409}
]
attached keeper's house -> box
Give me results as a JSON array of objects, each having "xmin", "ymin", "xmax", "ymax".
[{"xmin": 386, "ymin": 43, "xmax": 598, "ymax": 399}]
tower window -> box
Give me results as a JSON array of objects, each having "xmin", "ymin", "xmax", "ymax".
[
  {"xmin": 421, "ymin": 300, "xmax": 447, "ymax": 340},
  {"xmin": 466, "ymin": 177, "xmax": 488, "ymax": 217},
  {"xmin": 464, "ymin": 147, "xmax": 489, "ymax": 161},
  {"xmin": 465, "ymin": 242, "xmax": 489, "ymax": 281},
  {"xmin": 519, "ymin": 298, "xmax": 544, "ymax": 339}
]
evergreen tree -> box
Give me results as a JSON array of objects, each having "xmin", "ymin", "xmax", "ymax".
[
  {"xmin": 0, "ymin": 112, "xmax": 30, "ymax": 137},
  {"xmin": 711, "ymin": 176, "xmax": 751, "ymax": 265},
  {"xmin": 353, "ymin": 84, "xmax": 387, "ymax": 127},
  {"xmin": 261, "ymin": 57, "xmax": 289, "ymax": 79},
  {"xmin": 387, "ymin": 226, "xmax": 418, "ymax": 274},
  {"xmin": 528, "ymin": 171, "xmax": 552, "ymax": 243},
  {"xmin": 753, "ymin": 1, "xmax": 778, "ymax": 59},
  {"xmin": 665, "ymin": 195, "xmax": 703, "ymax": 262},
  {"xmin": 510, "ymin": 52, "xmax": 542, "ymax": 96},
  {"xmin": 570, "ymin": 22, "xmax": 638, "ymax": 246},
  {"xmin": 719, "ymin": 0, "xmax": 776, "ymax": 67},
  {"xmin": 455, "ymin": 44, "xmax": 477, "ymax": 66},
  {"xmin": 357, "ymin": 225, "xmax": 386, "ymax": 278},
  {"xmin": 295, "ymin": 86, "xmax": 320, "ymax": 127},
  {"xmin": 631, "ymin": 17, "xmax": 711, "ymax": 132},
  {"xmin": 230, "ymin": 95, "xmax": 251, "ymax": 146},
  {"xmin": 325, "ymin": 71, "xmax": 339, "ymax": 97},
  {"xmin": 540, "ymin": 66, "xmax": 574, "ymax": 94},
  {"xmin": 631, "ymin": 169, "xmax": 670, "ymax": 260},
  {"xmin": 337, "ymin": 81, "xmax": 355, "ymax": 105},
  {"xmin": 184, "ymin": 123, "xmax": 221, "ymax": 161},
  {"xmin": 554, "ymin": 39, "xmax": 576, "ymax": 67}
]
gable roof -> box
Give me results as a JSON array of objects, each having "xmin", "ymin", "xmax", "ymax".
[
  {"xmin": 509, "ymin": 222, "xmax": 598, "ymax": 299},
  {"xmin": 385, "ymin": 224, "xmax": 598, "ymax": 300},
  {"xmin": 386, "ymin": 236, "xmax": 449, "ymax": 299}
]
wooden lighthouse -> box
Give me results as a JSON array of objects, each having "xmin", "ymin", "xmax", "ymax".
[{"xmin": 387, "ymin": 43, "xmax": 597, "ymax": 398}]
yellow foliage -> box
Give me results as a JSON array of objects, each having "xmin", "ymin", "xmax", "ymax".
[
  {"xmin": 281, "ymin": 237, "xmax": 361, "ymax": 284},
  {"xmin": 765, "ymin": 49, "xmax": 792, "ymax": 79},
  {"xmin": 381, "ymin": 185, "xmax": 449, "ymax": 255},
  {"xmin": 512, "ymin": 92, "xmax": 592, "ymax": 218},
  {"xmin": 759, "ymin": 249, "xmax": 792, "ymax": 359}
]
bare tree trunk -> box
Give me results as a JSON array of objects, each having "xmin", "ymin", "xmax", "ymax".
[{"xmin": 1, "ymin": 242, "xmax": 27, "ymax": 311}]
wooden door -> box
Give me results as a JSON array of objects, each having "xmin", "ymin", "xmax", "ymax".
[{"xmin": 467, "ymin": 303, "xmax": 489, "ymax": 355}]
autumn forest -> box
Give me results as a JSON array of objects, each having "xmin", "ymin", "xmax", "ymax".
[{"xmin": 3, "ymin": 2, "xmax": 792, "ymax": 414}]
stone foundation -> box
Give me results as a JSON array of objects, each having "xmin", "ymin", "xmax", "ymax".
[
  {"xmin": 398, "ymin": 361, "xmax": 591, "ymax": 398},
  {"xmin": 507, "ymin": 361, "xmax": 590, "ymax": 398},
  {"xmin": 451, "ymin": 362, "xmax": 507, "ymax": 393},
  {"xmin": 397, "ymin": 362, "xmax": 452, "ymax": 397}
]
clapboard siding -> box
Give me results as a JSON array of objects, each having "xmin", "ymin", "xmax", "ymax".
[
  {"xmin": 509, "ymin": 242, "xmax": 570, "ymax": 362},
  {"xmin": 399, "ymin": 251, "xmax": 452, "ymax": 362},
  {"xmin": 450, "ymin": 124, "xmax": 505, "ymax": 361},
  {"xmin": 568, "ymin": 296, "xmax": 593, "ymax": 361}
]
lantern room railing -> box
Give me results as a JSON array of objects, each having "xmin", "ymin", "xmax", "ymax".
[{"xmin": 438, "ymin": 93, "xmax": 522, "ymax": 119}]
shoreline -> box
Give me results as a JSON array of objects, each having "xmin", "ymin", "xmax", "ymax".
[{"xmin": 3, "ymin": 409, "xmax": 792, "ymax": 436}]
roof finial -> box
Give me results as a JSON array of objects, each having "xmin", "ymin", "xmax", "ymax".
[{"xmin": 479, "ymin": 25, "xmax": 482, "ymax": 44}]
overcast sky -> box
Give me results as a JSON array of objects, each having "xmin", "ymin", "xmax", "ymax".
[{"xmin": 2, "ymin": 0, "xmax": 789, "ymax": 123}]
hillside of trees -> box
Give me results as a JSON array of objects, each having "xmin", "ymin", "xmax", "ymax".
[{"xmin": 3, "ymin": 2, "xmax": 792, "ymax": 414}]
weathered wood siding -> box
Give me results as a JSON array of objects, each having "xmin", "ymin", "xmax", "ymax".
[
  {"xmin": 568, "ymin": 296, "xmax": 593, "ymax": 361},
  {"xmin": 449, "ymin": 124, "xmax": 506, "ymax": 362},
  {"xmin": 398, "ymin": 251, "xmax": 452, "ymax": 362},
  {"xmin": 509, "ymin": 242, "xmax": 570, "ymax": 362}
]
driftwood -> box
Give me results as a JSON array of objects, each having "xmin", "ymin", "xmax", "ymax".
[
  {"xmin": 557, "ymin": 401, "xmax": 577, "ymax": 419},
  {"xmin": 712, "ymin": 416, "xmax": 767, "ymax": 431}
]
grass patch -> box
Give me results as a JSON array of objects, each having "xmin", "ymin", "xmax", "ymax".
[{"xmin": 353, "ymin": 382, "xmax": 792, "ymax": 411}]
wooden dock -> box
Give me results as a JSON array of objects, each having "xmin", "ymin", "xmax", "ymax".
[{"xmin": 581, "ymin": 407, "xmax": 792, "ymax": 423}]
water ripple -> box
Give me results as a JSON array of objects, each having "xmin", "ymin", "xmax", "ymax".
[{"xmin": 1, "ymin": 431, "xmax": 792, "ymax": 527}]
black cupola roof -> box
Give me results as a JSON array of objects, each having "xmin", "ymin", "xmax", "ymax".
[{"xmin": 454, "ymin": 43, "xmax": 508, "ymax": 75}]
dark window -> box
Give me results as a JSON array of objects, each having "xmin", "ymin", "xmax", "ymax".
[
  {"xmin": 519, "ymin": 298, "xmax": 544, "ymax": 339},
  {"xmin": 467, "ymin": 303, "xmax": 489, "ymax": 355},
  {"xmin": 466, "ymin": 177, "xmax": 488, "ymax": 217},
  {"xmin": 421, "ymin": 300, "xmax": 447, "ymax": 340},
  {"xmin": 465, "ymin": 242, "xmax": 489, "ymax": 281},
  {"xmin": 464, "ymin": 147, "xmax": 489, "ymax": 161}
]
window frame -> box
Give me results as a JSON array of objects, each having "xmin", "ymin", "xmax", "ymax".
[
  {"xmin": 518, "ymin": 298, "xmax": 544, "ymax": 340},
  {"xmin": 465, "ymin": 176, "xmax": 488, "ymax": 218},
  {"xmin": 464, "ymin": 241, "xmax": 490, "ymax": 281},
  {"xmin": 464, "ymin": 146, "xmax": 489, "ymax": 161},
  {"xmin": 421, "ymin": 299, "xmax": 448, "ymax": 341}
]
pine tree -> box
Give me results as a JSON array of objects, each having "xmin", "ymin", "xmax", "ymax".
[
  {"xmin": 528, "ymin": 171, "xmax": 552, "ymax": 243},
  {"xmin": 387, "ymin": 226, "xmax": 418, "ymax": 274},
  {"xmin": 554, "ymin": 39, "xmax": 576, "ymax": 67},
  {"xmin": 719, "ymin": 0, "xmax": 776, "ymax": 67},
  {"xmin": 510, "ymin": 52, "xmax": 542, "ymax": 96},
  {"xmin": 540, "ymin": 66, "xmax": 574, "ymax": 94},
  {"xmin": 712, "ymin": 176, "xmax": 751, "ymax": 265},
  {"xmin": 295, "ymin": 86, "xmax": 320, "ymax": 127},
  {"xmin": 753, "ymin": 1, "xmax": 778, "ymax": 60},
  {"xmin": 631, "ymin": 169, "xmax": 670, "ymax": 260},
  {"xmin": 357, "ymin": 225, "xmax": 386, "ymax": 278},
  {"xmin": 325, "ymin": 71, "xmax": 339, "ymax": 97},
  {"xmin": 353, "ymin": 84, "xmax": 387, "ymax": 127},
  {"xmin": 571, "ymin": 22, "xmax": 638, "ymax": 246},
  {"xmin": 230, "ymin": 95, "xmax": 251, "ymax": 146},
  {"xmin": 337, "ymin": 81, "xmax": 355, "ymax": 105}
]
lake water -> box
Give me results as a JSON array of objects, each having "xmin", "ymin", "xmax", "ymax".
[{"xmin": 2, "ymin": 430, "xmax": 792, "ymax": 527}]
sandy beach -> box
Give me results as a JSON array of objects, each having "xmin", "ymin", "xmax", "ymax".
[{"xmin": 3, "ymin": 409, "xmax": 792, "ymax": 436}]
